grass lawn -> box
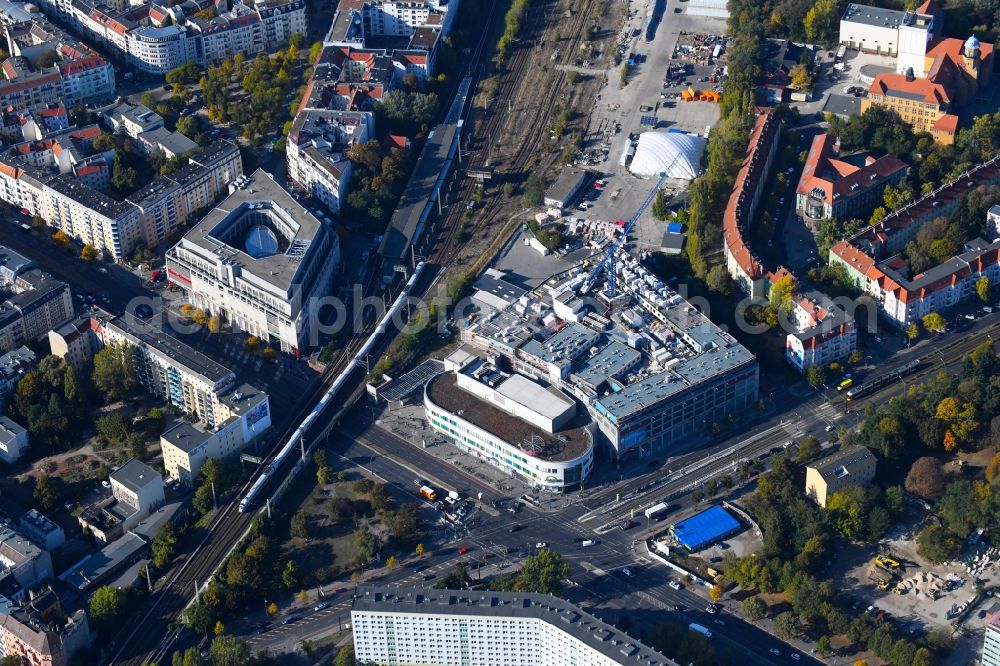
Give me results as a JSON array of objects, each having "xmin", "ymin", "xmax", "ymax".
[{"xmin": 279, "ymin": 470, "xmax": 383, "ymax": 586}]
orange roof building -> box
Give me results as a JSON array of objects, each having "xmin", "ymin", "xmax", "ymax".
[{"xmin": 795, "ymin": 133, "xmax": 908, "ymax": 221}]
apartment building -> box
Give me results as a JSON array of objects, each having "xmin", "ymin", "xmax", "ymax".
[
  {"xmin": 110, "ymin": 459, "xmax": 165, "ymax": 520},
  {"xmin": 0, "ymin": 347, "xmax": 34, "ymax": 412},
  {"xmin": 723, "ymin": 110, "xmax": 782, "ymax": 300},
  {"xmin": 33, "ymin": 0, "xmax": 305, "ymax": 74},
  {"xmin": 286, "ymin": 109, "xmax": 373, "ymax": 213},
  {"xmin": 351, "ymin": 585, "xmax": 677, "ymax": 666},
  {"xmin": 47, "ymin": 317, "xmax": 100, "ymax": 374},
  {"xmin": 795, "ymin": 133, "xmax": 908, "ymax": 222},
  {"xmin": 18, "ymin": 510, "xmax": 64, "ymax": 552},
  {"xmin": 0, "ymin": 526, "xmax": 53, "ymax": 590},
  {"xmin": 0, "ymin": 140, "xmax": 242, "ymax": 258},
  {"xmin": 165, "ymin": 170, "xmax": 341, "ymax": 355},
  {"xmin": 95, "ymin": 314, "xmax": 237, "ymax": 426},
  {"xmin": 161, "ymin": 383, "xmax": 271, "ymax": 484},
  {"xmin": 325, "ymin": 0, "xmax": 460, "ymax": 75},
  {"xmin": 833, "ymin": 237, "xmax": 1000, "ymax": 327},
  {"xmin": 0, "ymin": 418, "xmax": 28, "ymax": 465},
  {"xmin": 805, "ymin": 445, "xmax": 877, "ymax": 507},
  {"xmin": 785, "ymin": 291, "xmax": 858, "ymax": 372},
  {"xmin": 0, "ymin": 11, "xmax": 114, "ymax": 112},
  {"xmin": 0, "ymin": 272, "xmax": 74, "ymax": 353},
  {"xmin": 0, "ymin": 589, "xmax": 90, "ymax": 666},
  {"xmin": 102, "ymin": 102, "xmax": 197, "ymax": 157},
  {"xmin": 984, "ymin": 613, "xmax": 1000, "ymax": 666}
]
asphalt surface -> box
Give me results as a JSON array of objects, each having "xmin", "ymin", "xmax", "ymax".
[{"xmin": 222, "ymin": 312, "xmax": 1000, "ymax": 665}]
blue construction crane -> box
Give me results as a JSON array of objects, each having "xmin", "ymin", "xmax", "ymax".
[{"xmin": 581, "ymin": 172, "xmax": 667, "ymax": 298}]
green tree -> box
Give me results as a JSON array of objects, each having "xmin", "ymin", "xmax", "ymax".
[
  {"xmin": 182, "ymin": 602, "xmax": 212, "ymax": 635},
  {"xmin": 978, "ymin": 275, "xmax": 992, "ymax": 303},
  {"xmin": 33, "ymin": 474, "xmax": 60, "ymax": 512},
  {"xmin": 152, "ymin": 524, "xmax": 177, "ymax": 569},
  {"xmin": 805, "ymin": 364, "xmax": 826, "ymax": 387},
  {"xmin": 922, "ymin": 312, "xmax": 947, "ymax": 333},
  {"xmin": 176, "ymin": 115, "xmax": 199, "ymax": 139},
  {"xmin": 774, "ymin": 611, "xmax": 799, "ymax": 640},
  {"xmin": 171, "ymin": 647, "xmax": 205, "ymax": 666},
  {"xmin": 282, "ymin": 560, "xmax": 300, "ymax": 589},
  {"xmin": 741, "ymin": 596, "xmax": 767, "ymax": 621},
  {"xmin": 511, "ymin": 549, "xmax": 569, "ymax": 595},
  {"xmin": 817, "ymin": 635, "xmax": 832, "ymax": 656},
  {"xmin": 333, "ymin": 645, "xmax": 357, "ymax": 666},
  {"xmin": 207, "ymin": 636, "xmax": 249, "ymax": 666},
  {"xmin": 796, "ymin": 436, "xmax": 821, "ymax": 463},
  {"xmin": 96, "ymin": 412, "xmax": 130, "ymax": 444},
  {"xmin": 916, "ymin": 524, "xmax": 960, "ymax": 563},
  {"xmin": 523, "ymin": 173, "xmax": 544, "ymax": 207},
  {"xmin": 706, "ymin": 264, "xmax": 734, "ymax": 296},
  {"xmin": 92, "ymin": 343, "xmax": 138, "ymax": 401},
  {"xmin": 290, "ymin": 510, "xmax": 309, "ymax": 539},
  {"xmin": 906, "ymin": 323, "xmax": 919, "ymax": 341},
  {"xmin": 803, "ymin": 0, "xmax": 839, "ymax": 48},
  {"xmin": 193, "ymin": 484, "xmax": 213, "ymax": 515},
  {"xmin": 89, "ymin": 585, "xmax": 125, "ymax": 635}
]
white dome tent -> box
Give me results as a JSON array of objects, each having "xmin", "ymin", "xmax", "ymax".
[{"xmin": 628, "ymin": 131, "xmax": 706, "ymax": 180}]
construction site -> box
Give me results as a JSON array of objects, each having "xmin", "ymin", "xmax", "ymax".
[{"xmin": 844, "ymin": 532, "xmax": 1000, "ymax": 634}]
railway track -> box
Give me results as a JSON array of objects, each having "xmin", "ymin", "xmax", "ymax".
[
  {"xmin": 434, "ymin": 0, "xmax": 602, "ymax": 268},
  {"xmin": 108, "ymin": 1, "xmax": 526, "ymax": 662}
]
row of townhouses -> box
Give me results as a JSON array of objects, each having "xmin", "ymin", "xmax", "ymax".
[
  {"xmin": 0, "ymin": 1, "xmax": 115, "ymax": 113},
  {"xmin": 723, "ymin": 110, "xmax": 860, "ymax": 372},
  {"xmin": 31, "ymin": 0, "xmax": 304, "ymax": 74},
  {"xmin": 0, "ymin": 139, "xmax": 242, "ymax": 259}
]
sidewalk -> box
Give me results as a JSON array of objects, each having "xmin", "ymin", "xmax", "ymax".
[{"xmin": 374, "ymin": 404, "xmax": 581, "ymax": 512}]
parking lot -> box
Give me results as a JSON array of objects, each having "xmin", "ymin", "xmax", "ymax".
[{"xmin": 562, "ymin": 0, "xmax": 730, "ymax": 256}]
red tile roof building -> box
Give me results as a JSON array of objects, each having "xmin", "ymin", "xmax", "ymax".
[
  {"xmin": 862, "ymin": 35, "xmax": 993, "ymax": 144},
  {"xmin": 795, "ymin": 133, "xmax": 908, "ymax": 221},
  {"xmin": 829, "ymin": 155, "xmax": 1000, "ymax": 326},
  {"xmin": 723, "ymin": 111, "xmax": 859, "ymax": 372}
]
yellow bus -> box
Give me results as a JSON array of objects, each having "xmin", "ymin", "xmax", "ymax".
[{"xmin": 837, "ymin": 378, "xmax": 854, "ymax": 391}]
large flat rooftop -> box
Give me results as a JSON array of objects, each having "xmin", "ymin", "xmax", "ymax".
[
  {"xmin": 107, "ymin": 313, "xmax": 234, "ymax": 386},
  {"xmin": 426, "ymin": 372, "xmax": 590, "ymax": 463},
  {"xmin": 352, "ymin": 585, "xmax": 677, "ymax": 666},
  {"xmin": 378, "ymin": 123, "xmax": 460, "ymax": 269},
  {"xmin": 177, "ymin": 169, "xmax": 328, "ymax": 292}
]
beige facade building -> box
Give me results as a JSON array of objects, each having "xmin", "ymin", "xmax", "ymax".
[
  {"xmin": 160, "ymin": 384, "xmax": 271, "ymax": 485},
  {"xmin": 805, "ymin": 446, "xmax": 877, "ymax": 507}
]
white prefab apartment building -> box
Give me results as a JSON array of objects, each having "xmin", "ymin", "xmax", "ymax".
[
  {"xmin": 351, "ymin": 585, "xmax": 677, "ymax": 666},
  {"xmin": 165, "ymin": 170, "xmax": 341, "ymax": 355},
  {"xmin": 984, "ymin": 613, "xmax": 1000, "ymax": 666}
]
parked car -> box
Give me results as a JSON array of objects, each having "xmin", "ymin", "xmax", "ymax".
[
  {"xmin": 458, "ymin": 546, "xmax": 471, "ymax": 555},
  {"xmin": 314, "ymin": 602, "xmax": 329, "ymax": 611},
  {"xmin": 621, "ymin": 568, "xmax": 633, "ymax": 577},
  {"xmin": 669, "ymin": 581, "xmax": 682, "ymax": 590}
]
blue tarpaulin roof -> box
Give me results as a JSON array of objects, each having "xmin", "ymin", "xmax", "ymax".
[
  {"xmin": 673, "ymin": 505, "xmax": 741, "ymax": 550},
  {"xmin": 666, "ymin": 222, "xmax": 684, "ymax": 234}
]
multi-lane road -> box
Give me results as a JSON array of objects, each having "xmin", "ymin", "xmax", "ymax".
[{"xmin": 228, "ymin": 313, "xmax": 1000, "ymax": 663}]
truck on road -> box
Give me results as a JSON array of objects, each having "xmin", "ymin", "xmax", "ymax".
[
  {"xmin": 644, "ymin": 502, "xmax": 672, "ymax": 520},
  {"xmin": 689, "ymin": 623, "xmax": 712, "ymax": 639},
  {"xmin": 419, "ymin": 486, "xmax": 438, "ymax": 501}
]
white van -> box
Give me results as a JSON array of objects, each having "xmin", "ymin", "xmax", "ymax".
[{"xmin": 581, "ymin": 540, "xmax": 596, "ymax": 547}]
